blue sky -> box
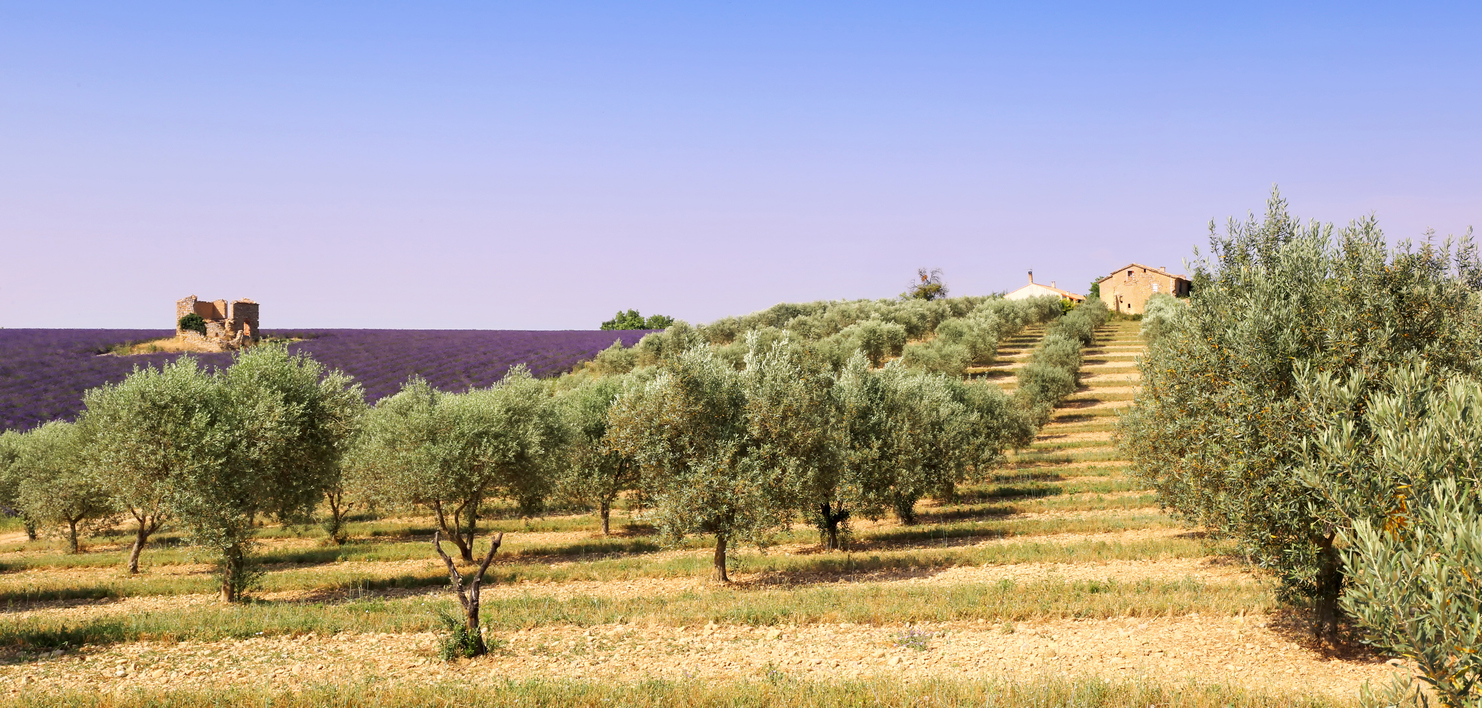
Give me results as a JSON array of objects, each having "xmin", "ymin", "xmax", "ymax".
[{"xmin": 3, "ymin": 2, "xmax": 1478, "ymax": 328}]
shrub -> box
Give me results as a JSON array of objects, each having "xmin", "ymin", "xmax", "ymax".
[
  {"xmin": 1119, "ymin": 189, "xmax": 1482, "ymax": 639},
  {"xmin": 1139, "ymin": 293, "xmax": 1186, "ymax": 343},
  {"xmin": 12, "ymin": 421, "xmax": 114, "ymax": 554},
  {"xmin": 1343, "ymin": 479, "xmax": 1482, "ymax": 708},
  {"xmin": 177, "ymin": 313, "xmax": 206, "ymax": 336},
  {"xmin": 354, "ymin": 367, "xmax": 563, "ymax": 563}
]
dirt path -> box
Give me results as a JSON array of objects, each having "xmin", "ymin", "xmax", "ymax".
[{"xmin": 0, "ymin": 615, "xmax": 1406, "ymax": 699}]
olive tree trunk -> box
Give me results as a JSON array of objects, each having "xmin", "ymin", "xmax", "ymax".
[
  {"xmin": 126, "ymin": 510, "xmax": 164, "ymax": 574},
  {"xmin": 433, "ymin": 530, "xmax": 503, "ymax": 657},
  {"xmin": 712, "ymin": 534, "xmax": 729, "ymax": 582},
  {"xmin": 1313, "ymin": 532, "xmax": 1343, "ymax": 643},
  {"xmin": 818, "ymin": 503, "xmax": 850, "ymax": 551},
  {"xmin": 66, "ymin": 518, "xmax": 81, "ymax": 554}
]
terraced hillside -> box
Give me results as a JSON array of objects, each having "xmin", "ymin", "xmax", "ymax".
[{"xmin": 0, "ymin": 320, "xmax": 1405, "ymax": 705}]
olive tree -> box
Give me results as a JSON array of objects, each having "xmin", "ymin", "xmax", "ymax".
[
  {"xmin": 554, "ymin": 372, "xmax": 646, "ymax": 535},
  {"xmin": 0, "ymin": 431, "xmax": 37, "ymax": 541},
  {"xmin": 1118, "ymin": 190, "xmax": 1482, "ymax": 639},
  {"xmin": 741, "ymin": 337, "xmax": 847, "ymax": 548},
  {"xmin": 606, "ymin": 346, "xmax": 793, "ymax": 581},
  {"xmin": 80, "ymin": 358, "xmax": 220, "ymax": 572},
  {"xmin": 875, "ymin": 366, "xmax": 1027, "ymax": 524},
  {"xmin": 1297, "ymin": 365, "xmax": 1482, "ymax": 705},
  {"xmin": 356, "ymin": 367, "xmax": 563, "ymax": 562},
  {"xmin": 13, "ymin": 421, "xmax": 114, "ymax": 553},
  {"xmin": 171, "ymin": 346, "xmax": 363, "ymax": 602}
]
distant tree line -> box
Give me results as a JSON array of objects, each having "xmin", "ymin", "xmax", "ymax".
[{"xmin": 601, "ymin": 309, "xmax": 675, "ymax": 331}]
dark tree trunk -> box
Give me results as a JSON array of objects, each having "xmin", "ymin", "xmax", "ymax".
[
  {"xmin": 819, "ymin": 503, "xmax": 850, "ymax": 550},
  {"xmin": 434, "ymin": 530, "xmax": 502, "ymax": 658},
  {"xmin": 459, "ymin": 503, "xmax": 480, "ymax": 563},
  {"xmin": 600, "ymin": 501, "xmax": 611, "ymax": 536},
  {"xmin": 894, "ymin": 496, "xmax": 918, "ymax": 525},
  {"xmin": 323, "ymin": 488, "xmax": 349, "ymax": 545},
  {"xmin": 220, "ymin": 543, "xmax": 247, "ymax": 603},
  {"xmin": 23, "ymin": 518, "xmax": 37, "ymax": 541},
  {"xmin": 127, "ymin": 516, "xmax": 154, "ymax": 574},
  {"xmin": 1313, "ymin": 532, "xmax": 1343, "ymax": 643},
  {"xmin": 434, "ymin": 501, "xmax": 475, "ymax": 562},
  {"xmin": 66, "ymin": 518, "xmax": 80, "ymax": 554},
  {"xmin": 713, "ymin": 534, "xmax": 729, "ymax": 582}
]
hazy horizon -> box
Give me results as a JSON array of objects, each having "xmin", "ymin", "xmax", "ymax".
[{"xmin": 4, "ymin": 3, "xmax": 1478, "ymax": 329}]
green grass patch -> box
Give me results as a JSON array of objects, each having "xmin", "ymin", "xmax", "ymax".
[
  {"xmin": 4, "ymin": 675, "xmax": 1350, "ymax": 707},
  {"xmin": 0, "ymin": 574, "xmax": 1269, "ymax": 651},
  {"xmin": 0, "ymin": 518, "xmax": 1189, "ymax": 604}
]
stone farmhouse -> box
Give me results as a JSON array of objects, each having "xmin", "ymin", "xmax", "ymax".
[
  {"xmin": 1096, "ymin": 264, "xmax": 1190, "ymax": 315},
  {"xmin": 176, "ymin": 295, "xmax": 260, "ymax": 351},
  {"xmin": 1005, "ymin": 271, "xmax": 1085, "ymax": 303}
]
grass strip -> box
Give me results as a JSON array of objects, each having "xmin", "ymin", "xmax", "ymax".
[
  {"xmin": 0, "ymin": 516, "xmax": 1189, "ymax": 603},
  {"xmin": 4, "ymin": 675, "xmax": 1349, "ymax": 708},
  {"xmin": 0, "ymin": 575, "xmax": 1272, "ymax": 650}
]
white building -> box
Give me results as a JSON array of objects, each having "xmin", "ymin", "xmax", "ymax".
[{"xmin": 1005, "ymin": 271, "xmax": 1085, "ymax": 303}]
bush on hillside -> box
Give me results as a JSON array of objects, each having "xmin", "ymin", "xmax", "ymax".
[
  {"xmin": 1118, "ymin": 189, "xmax": 1482, "ymax": 639},
  {"xmin": 178, "ymin": 313, "xmax": 207, "ymax": 336},
  {"xmin": 1139, "ymin": 293, "xmax": 1186, "ymax": 343}
]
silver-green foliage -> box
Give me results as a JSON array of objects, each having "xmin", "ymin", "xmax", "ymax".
[
  {"xmin": 607, "ymin": 345, "xmax": 789, "ymax": 581},
  {"xmin": 1139, "ymin": 293, "xmax": 1186, "ymax": 343},
  {"xmin": 1118, "ymin": 190, "xmax": 1482, "ymax": 637},
  {"xmin": 11, "ymin": 421, "xmax": 113, "ymax": 554},
  {"xmin": 181, "ymin": 346, "xmax": 363, "ymax": 601},
  {"xmin": 1345, "ymin": 480, "xmax": 1482, "ymax": 708},
  {"xmin": 554, "ymin": 370, "xmax": 652, "ymax": 534},
  {"xmin": 1298, "ymin": 365, "xmax": 1482, "ymax": 705},
  {"xmin": 354, "ymin": 366, "xmax": 564, "ymax": 562},
  {"xmin": 1014, "ymin": 297, "xmax": 1107, "ymax": 426},
  {"xmin": 80, "ymin": 357, "xmax": 221, "ymax": 572},
  {"xmin": 0, "ymin": 430, "xmax": 35, "ymax": 539}
]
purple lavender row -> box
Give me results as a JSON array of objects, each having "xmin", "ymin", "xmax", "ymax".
[{"xmin": 0, "ymin": 329, "xmax": 650, "ymax": 432}]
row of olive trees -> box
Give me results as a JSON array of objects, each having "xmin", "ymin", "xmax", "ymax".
[
  {"xmin": 346, "ymin": 336, "xmax": 1036, "ymax": 581},
  {"xmin": 0, "ymin": 346, "xmax": 363, "ymax": 599},
  {"xmin": 1015, "ymin": 296, "xmax": 1109, "ymax": 427},
  {"xmin": 582, "ymin": 295, "xmax": 1068, "ymax": 377},
  {"xmin": 603, "ymin": 338, "xmax": 1033, "ymax": 578},
  {"xmin": 1117, "ymin": 190, "xmax": 1482, "ymax": 703}
]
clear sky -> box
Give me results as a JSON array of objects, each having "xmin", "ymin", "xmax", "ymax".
[{"xmin": 3, "ymin": 2, "xmax": 1478, "ymax": 329}]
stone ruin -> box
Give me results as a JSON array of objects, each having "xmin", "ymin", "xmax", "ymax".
[{"xmin": 176, "ymin": 295, "xmax": 260, "ymax": 351}]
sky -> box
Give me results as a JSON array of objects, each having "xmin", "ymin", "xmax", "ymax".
[{"xmin": 2, "ymin": 2, "xmax": 1479, "ymax": 329}]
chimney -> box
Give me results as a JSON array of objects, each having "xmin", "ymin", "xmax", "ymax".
[
  {"xmin": 1159, "ymin": 266, "xmax": 1166, "ymax": 272},
  {"xmin": 1051, "ymin": 281, "xmax": 1056, "ymax": 288},
  {"xmin": 1028, "ymin": 269, "xmax": 1034, "ymax": 284}
]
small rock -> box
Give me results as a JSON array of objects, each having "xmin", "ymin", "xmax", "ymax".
[
  {"xmin": 888, "ymin": 656, "xmax": 901, "ymax": 666},
  {"xmin": 1387, "ymin": 658, "xmax": 1404, "ymax": 666},
  {"xmin": 766, "ymin": 629, "xmax": 782, "ymax": 640}
]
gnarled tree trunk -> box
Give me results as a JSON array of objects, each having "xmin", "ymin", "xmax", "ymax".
[
  {"xmin": 433, "ymin": 530, "xmax": 503, "ymax": 657},
  {"xmin": 126, "ymin": 511, "xmax": 164, "ymax": 574},
  {"xmin": 712, "ymin": 534, "xmax": 729, "ymax": 582},
  {"xmin": 220, "ymin": 543, "xmax": 248, "ymax": 603}
]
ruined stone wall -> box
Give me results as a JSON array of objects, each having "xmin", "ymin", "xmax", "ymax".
[
  {"xmin": 228, "ymin": 300, "xmax": 260, "ymax": 340},
  {"xmin": 174, "ymin": 295, "xmax": 260, "ymax": 346},
  {"xmin": 1100, "ymin": 267, "xmax": 1189, "ymax": 315},
  {"xmin": 176, "ymin": 296, "xmax": 198, "ymax": 333}
]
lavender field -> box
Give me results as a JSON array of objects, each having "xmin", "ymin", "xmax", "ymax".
[{"xmin": 0, "ymin": 329, "xmax": 650, "ymax": 432}]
